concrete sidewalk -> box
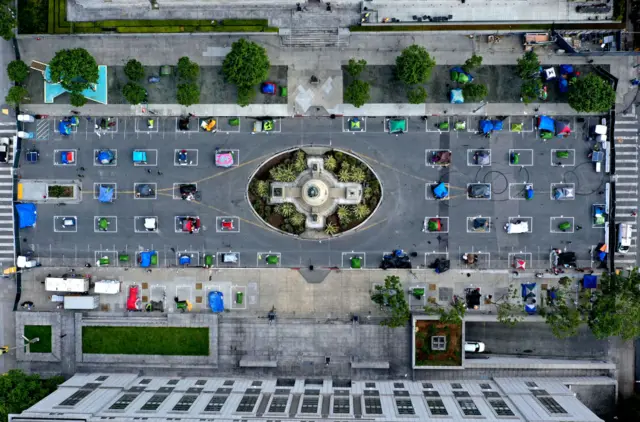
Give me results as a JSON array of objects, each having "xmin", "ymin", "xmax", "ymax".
[{"xmin": 16, "ymin": 33, "xmax": 636, "ymax": 117}]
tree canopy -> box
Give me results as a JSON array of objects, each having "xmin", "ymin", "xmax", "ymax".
[
  {"xmin": 122, "ymin": 82, "xmax": 147, "ymax": 105},
  {"xmin": 236, "ymin": 86, "xmax": 255, "ymax": 107},
  {"xmin": 541, "ymin": 284, "xmax": 585, "ymax": 339},
  {"xmin": 177, "ymin": 57, "xmax": 199, "ymax": 81},
  {"xmin": 176, "ymin": 83, "xmax": 200, "ymax": 106},
  {"xmin": 425, "ymin": 300, "xmax": 466, "ymax": 325},
  {"xmin": 462, "ymin": 83, "xmax": 488, "ymax": 102},
  {"xmin": 0, "ymin": 369, "xmax": 63, "ymax": 421},
  {"xmin": 48, "ymin": 48, "xmax": 99, "ymax": 93},
  {"xmin": 371, "ymin": 275, "xmax": 411, "ymax": 328},
  {"xmin": 123, "ymin": 59, "xmax": 144, "ymax": 81},
  {"xmin": 568, "ymin": 73, "xmax": 616, "ymax": 113},
  {"xmin": 396, "ymin": 45, "xmax": 436, "ymax": 85},
  {"xmin": 346, "ymin": 58, "xmax": 367, "ymax": 78},
  {"xmin": 5, "ymin": 86, "xmax": 28, "ymax": 106},
  {"xmin": 344, "ymin": 80, "xmax": 370, "ymax": 108},
  {"xmin": 516, "ymin": 51, "xmax": 540, "ymax": 79},
  {"xmin": 588, "ymin": 270, "xmax": 640, "ymax": 341},
  {"xmin": 69, "ymin": 92, "xmax": 87, "ymax": 107},
  {"xmin": 462, "ymin": 54, "xmax": 483, "ymax": 73},
  {"xmin": 0, "ymin": 4, "xmax": 16, "ymax": 41},
  {"xmin": 407, "ymin": 86, "xmax": 427, "ymax": 104},
  {"xmin": 521, "ymin": 79, "xmax": 543, "ymax": 104},
  {"xmin": 7, "ymin": 60, "xmax": 28, "ymax": 83},
  {"xmin": 223, "ymin": 39, "xmax": 270, "ymax": 90}
]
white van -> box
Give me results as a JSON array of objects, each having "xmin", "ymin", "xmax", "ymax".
[
  {"xmin": 44, "ymin": 277, "xmax": 89, "ymax": 293},
  {"xmin": 617, "ymin": 223, "xmax": 632, "ymax": 253},
  {"xmin": 63, "ymin": 295, "xmax": 99, "ymax": 310}
]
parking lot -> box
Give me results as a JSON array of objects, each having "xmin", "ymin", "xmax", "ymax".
[{"xmin": 18, "ymin": 115, "xmax": 608, "ymax": 270}]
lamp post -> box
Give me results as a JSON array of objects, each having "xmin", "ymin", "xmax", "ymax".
[{"xmin": 0, "ymin": 336, "xmax": 40, "ymax": 355}]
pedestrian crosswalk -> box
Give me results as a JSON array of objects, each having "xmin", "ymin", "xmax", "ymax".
[
  {"xmin": 613, "ymin": 114, "xmax": 639, "ymax": 267},
  {"xmin": 0, "ymin": 165, "xmax": 14, "ymax": 264},
  {"xmin": 0, "ymin": 121, "xmax": 17, "ymax": 164}
]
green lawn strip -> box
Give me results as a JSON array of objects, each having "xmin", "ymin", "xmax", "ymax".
[
  {"xmin": 82, "ymin": 326, "xmax": 209, "ymax": 356},
  {"xmin": 24, "ymin": 325, "xmax": 52, "ymax": 353}
]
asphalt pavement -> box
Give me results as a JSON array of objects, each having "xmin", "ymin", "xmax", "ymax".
[{"xmin": 17, "ymin": 114, "xmax": 607, "ymax": 270}]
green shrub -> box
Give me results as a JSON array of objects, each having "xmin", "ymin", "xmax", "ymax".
[
  {"xmin": 69, "ymin": 92, "xmax": 87, "ymax": 107},
  {"xmin": 176, "ymin": 83, "xmax": 200, "ymax": 106},
  {"xmin": 337, "ymin": 206, "xmax": 352, "ymax": 225},
  {"xmin": 344, "ymin": 80, "xmax": 370, "ymax": 108},
  {"xmin": 353, "ymin": 203, "xmax": 371, "ymax": 219},
  {"xmin": 177, "ymin": 56, "xmax": 199, "ymax": 81},
  {"xmin": 350, "ymin": 166, "xmax": 366, "ymax": 183},
  {"xmin": 5, "ymin": 86, "xmax": 28, "ymax": 106},
  {"xmin": 324, "ymin": 155, "xmax": 337, "ymax": 172},
  {"xmin": 289, "ymin": 212, "xmax": 305, "ymax": 227},
  {"xmin": 270, "ymin": 164, "xmax": 297, "ymax": 182},
  {"xmin": 275, "ymin": 203, "xmax": 295, "ymax": 218},
  {"xmin": 407, "ymin": 86, "xmax": 427, "ymax": 104},
  {"xmin": 325, "ymin": 222, "xmax": 338, "ymax": 236},
  {"xmin": 462, "ymin": 83, "xmax": 488, "ymax": 102},
  {"xmin": 252, "ymin": 180, "xmax": 269, "ymax": 198},
  {"xmin": 122, "ymin": 82, "xmax": 146, "ymax": 105},
  {"xmin": 124, "ymin": 59, "xmax": 144, "ymax": 81},
  {"xmin": 7, "ymin": 60, "xmax": 28, "ymax": 83},
  {"xmin": 293, "ymin": 150, "xmax": 307, "ymax": 173},
  {"xmin": 237, "ymin": 86, "xmax": 255, "ymax": 107},
  {"xmin": 338, "ymin": 167, "xmax": 351, "ymax": 183},
  {"xmin": 346, "ymin": 58, "xmax": 367, "ymax": 77}
]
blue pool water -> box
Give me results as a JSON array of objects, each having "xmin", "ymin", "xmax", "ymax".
[{"xmin": 44, "ymin": 65, "xmax": 108, "ymax": 104}]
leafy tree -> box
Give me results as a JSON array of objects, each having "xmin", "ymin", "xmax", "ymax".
[
  {"xmin": 0, "ymin": 369, "xmax": 64, "ymax": 421},
  {"xmin": 540, "ymin": 286, "xmax": 584, "ymax": 339},
  {"xmin": 5, "ymin": 85, "xmax": 28, "ymax": 106},
  {"xmin": 396, "ymin": 44, "xmax": 436, "ymax": 85},
  {"xmin": 516, "ymin": 51, "xmax": 540, "ymax": 79},
  {"xmin": 568, "ymin": 73, "xmax": 616, "ymax": 113},
  {"xmin": 496, "ymin": 302, "xmax": 524, "ymax": 327},
  {"xmin": 346, "ymin": 58, "xmax": 367, "ymax": 78},
  {"xmin": 462, "ymin": 54, "xmax": 483, "ymax": 73},
  {"xmin": 371, "ymin": 275, "xmax": 411, "ymax": 328},
  {"xmin": 237, "ymin": 86, "xmax": 255, "ymax": 107},
  {"xmin": 425, "ymin": 300, "xmax": 467, "ymax": 325},
  {"xmin": 407, "ymin": 86, "xmax": 427, "ymax": 104},
  {"xmin": 223, "ymin": 39, "xmax": 270, "ymax": 99},
  {"xmin": 0, "ymin": 5, "xmax": 16, "ymax": 41},
  {"xmin": 49, "ymin": 48, "xmax": 99, "ymax": 93},
  {"xmin": 69, "ymin": 92, "xmax": 87, "ymax": 107},
  {"xmin": 462, "ymin": 83, "xmax": 488, "ymax": 102},
  {"xmin": 344, "ymin": 80, "xmax": 370, "ymax": 108},
  {"xmin": 7, "ymin": 60, "xmax": 28, "ymax": 83},
  {"xmin": 123, "ymin": 59, "xmax": 144, "ymax": 81},
  {"xmin": 122, "ymin": 82, "xmax": 146, "ymax": 105},
  {"xmin": 176, "ymin": 83, "xmax": 200, "ymax": 106},
  {"xmin": 324, "ymin": 222, "xmax": 338, "ymax": 236},
  {"xmin": 521, "ymin": 79, "xmax": 543, "ymax": 104},
  {"xmin": 177, "ymin": 56, "xmax": 199, "ymax": 81},
  {"xmin": 588, "ymin": 270, "xmax": 640, "ymax": 341}
]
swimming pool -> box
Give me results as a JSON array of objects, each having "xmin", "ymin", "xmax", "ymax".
[{"xmin": 44, "ymin": 65, "xmax": 108, "ymax": 104}]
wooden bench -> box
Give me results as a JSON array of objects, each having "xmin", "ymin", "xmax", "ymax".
[{"xmin": 29, "ymin": 60, "xmax": 47, "ymax": 74}]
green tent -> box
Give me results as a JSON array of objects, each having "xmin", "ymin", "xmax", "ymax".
[
  {"xmin": 350, "ymin": 257, "xmax": 362, "ymax": 269},
  {"xmin": 428, "ymin": 218, "xmax": 441, "ymax": 232},
  {"xmin": 389, "ymin": 119, "xmax": 406, "ymax": 133}
]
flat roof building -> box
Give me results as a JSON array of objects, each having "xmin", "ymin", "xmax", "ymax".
[{"xmin": 10, "ymin": 374, "xmax": 610, "ymax": 422}]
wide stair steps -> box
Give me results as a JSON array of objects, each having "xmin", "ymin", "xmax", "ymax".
[{"xmin": 280, "ymin": 28, "xmax": 349, "ymax": 47}]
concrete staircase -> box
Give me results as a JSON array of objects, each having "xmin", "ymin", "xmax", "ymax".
[{"xmin": 281, "ymin": 27, "xmax": 349, "ymax": 47}]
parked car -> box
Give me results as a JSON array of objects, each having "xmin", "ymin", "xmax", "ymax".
[{"xmin": 464, "ymin": 341, "xmax": 486, "ymax": 353}]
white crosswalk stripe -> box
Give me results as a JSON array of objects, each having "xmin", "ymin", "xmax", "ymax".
[
  {"xmin": 0, "ymin": 129, "xmax": 15, "ymax": 265},
  {"xmin": 614, "ymin": 115, "xmax": 639, "ymax": 268}
]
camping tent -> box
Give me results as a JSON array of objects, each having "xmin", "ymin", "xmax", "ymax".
[
  {"xmin": 479, "ymin": 120, "xmax": 493, "ymax": 134},
  {"xmin": 450, "ymin": 88, "xmax": 464, "ymax": 104},
  {"xmin": 16, "ymin": 203, "xmax": 36, "ymax": 229},
  {"xmin": 98, "ymin": 186, "xmax": 114, "ymax": 203},
  {"xmin": 555, "ymin": 120, "xmax": 571, "ymax": 137},
  {"xmin": 432, "ymin": 182, "xmax": 449, "ymax": 199},
  {"xmin": 450, "ymin": 67, "xmax": 473, "ymax": 84},
  {"xmin": 139, "ymin": 251, "xmax": 156, "ymax": 268},
  {"xmin": 388, "ymin": 119, "xmax": 406, "ymax": 133},
  {"xmin": 58, "ymin": 120, "xmax": 72, "ymax": 136}
]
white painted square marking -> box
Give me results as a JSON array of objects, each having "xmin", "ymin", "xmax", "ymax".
[
  {"xmin": 135, "ymin": 117, "xmax": 159, "ymax": 133},
  {"xmin": 174, "ymin": 148, "xmax": 199, "ymax": 167},
  {"xmin": 216, "ymin": 216, "xmax": 240, "ymax": 233},
  {"xmin": 426, "ymin": 116, "xmax": 449, "ymax": 133},
  {"xmin": 506, "ymin": 216, "xmax": 533, "ymax": 233},
  {"xmin": 175, "ymin": 117, "xmax": 199, "ymax": 133},
  {"xmin": 341, "ymin": 252, "xmax": 366, "ymax": 269},
  {"xmin": 425, "ymin": 149, "xmax": 451, "ymax": 167},
  {"xmin": 550, "ymin": 149, "xmax": 576, "ymax": 167},
  {"xmin": 133, "ymin": 182, "xmax": 157, "ymax": 200},
  {"xmin": 94, "ymin": 250, "xmax": 118, "ymax": 267},
  {"xmin": 257, "ymin": 252, "xmax": 281, "ymax": 267},
  {"xmin": 550, "ymin": 183, "xmax": 576, "ymax": 200},
  {"xmin": 53, "ymin": 216, "xmax": 77, "ymax": 233},
  {"xmin": 508, "ymin": 183, "xmax": 533, "ymax": 200},
  {"xmin": 175, "ymin": 216, "xmax": 201, "ymax": 234},
  {"xmin": 215, "ymin": 149, "xmax": 239, "ymax": 168},
  {"xmin": 134, "ymin": 216, "xmax": 159, "ymax": 233},
  {"xmin": 218, "ymin": 251, "xmax": 241, "ymax": 266},
  {"xmin": 423, "ymin": 216, "xmax": 448, "ymax": 233},
  {"xmin": 94, "ymin": 216, "xmax": 117, "ymax": 233},
  {"xmin": 467, "ymin": 183, "xmax": 491, "ymax": 200},
  {"xmin": 172, "ymin": 183, "xmax": 198, "ymax": 200},
  {"xmin": 53, "ymin": 149, "xmax": 77, "ymax": 166},
  {"xmin": 93, "ymin": 149, "xmax": 117, "ymax": 166},
  {"xmin": 93, "ymin": 183, "xmax": 117, "ymax": 200},
  {"xmin": 342, "ymin": 116, "xmax": 366, "ymax": 132},
  {"xmin": 467, "ymin": 149, "xmax": 491, "ymax": 167},
  {"xmin": 508, "ymin": 252, "xmax": 533, "ymax": 267},
  {"xmin": 467, "ymin": 216, "xmax": 491, "ymax": 233},
  {"xmin": 592, "ymin": 204, "xmax": 606, "ymax": 228},
  {"xmin": 424, "ymin": 251, "xmax": 449, "ymax": 268},
  {"xmin": 462, "ymin": 251, "xmax": 490, "ymax": 268},
  {"xmin": 508, "ymin": 149, "xmax": 534, "ymax": 167},
  {"xmin": 384, "ymin": 117, "xmax": 408, "ymax": 133},
  {"xmin": 132, "ymin": 148, "xmax": 158, "ymax": 166},
  {"xmin": 425, "ymin": 182, "xmax": 449, "ymax": 200},
  {"xmin": 175, "ymin": 251, "xmax": 200, "ymax": 266},
  {"xmin": 550, "ymin": 216, "xmax": 575, "ymax": 233}
]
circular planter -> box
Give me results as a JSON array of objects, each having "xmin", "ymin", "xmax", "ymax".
[{"xmin": 247, "ymin": 146, "xmax": 383, "ymax": 239}]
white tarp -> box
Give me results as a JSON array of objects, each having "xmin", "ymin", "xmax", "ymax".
[
  {"xmin": 505, "ymin": 222, "xmax": 529, "ymax": 234},
  {"xmin": 94, "ymin": 280, "xmax": 121, "ymax": 294}
]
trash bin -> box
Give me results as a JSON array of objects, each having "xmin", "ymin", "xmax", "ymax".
[
  {"xmin": 236, "ymin": 292, "xmax": 244, "ymax": 304},
  {"xmin": 119, "ymin": 254, "xmax": 129, "ymax": 262}
]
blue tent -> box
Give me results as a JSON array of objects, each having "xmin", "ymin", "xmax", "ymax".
[
  {"xmin": 16, "ymin": 203, "xmax": 37, "ymax": 229},
  {"xmin": 559, "ymin": 79, "xmax": 569, "ymax": 93},
  {"xmin": 479, "ymin": 120, "xmax": 493, "ymax": 134},
  {"xmin": 97, "ymin": 150, "xmax": 114, "ymax": 164},
  {"xmin": 58, "ymin": 120, "xmax": 72, "ymax": 136},
  {"xmin": 432, "ymin": 182, "xmax": 449, "ymax": 199},
  {"xmin": 132, "ymin": 151, "xmax": 147, "ymax": 163},
  {"xmin": 179, "ymin": 255, "xmax": 191, "ymax": 265},
  {"xmin": 560, "ymin": 64, "xmax": 574, "ymax": 75},
  {"xmin": 208, "ymin": 291, "xmax": 224, "ymax": 313},
  {"xmin": 583, "ymin": 275, "xmax": 597, "ymax": 288},
  {"xmin": 139, "ymin": 251, "xmax": 156, "ymax": 268},
  {"xmin": 538, "ymin": 115, "xmax": 555, "ymax": 133},
  {"xmin": 521, "ymin": 282, "xmax": 536, "ymax": 298},
  {"xmin": 450, "ymin": 88, "xmax": 464, "ymax": 104},
  {"xmin": 526, "ymin": 186, "xmax": 534, "ymax": 200},
  {"xmin": 491, "ymin": 120, "xmax": 503, "ymax": 131},
  {"xmin": 98, "ymin": 186, "xmax": 113, "ymax": 203}
]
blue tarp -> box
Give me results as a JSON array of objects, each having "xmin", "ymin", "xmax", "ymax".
[
  {"xmin": 97, "ymin": 150, "xmax": 114, "ymax": 164},
  {"xmin": 16, "ymin": 203, "xmax": 37, "ymax": 229},
  {"xmin": 208, "ymin": 291, "xmax": 224, "ymax": 313},
  {"xmin": 526, "ymin": 186, "xmax": 534, "ymax": 200},
  {"xmin": 479, "ymin": 120, "xmax": 493, "ymax": 134},
  {"xmin": 433, "ymin": 182, "xmax": 449, "ymax": 199},
  {"xmin": 583, "ymin": 275, "xmax": 598, "ymax": 288},
  {"xmin": 538, "ymin": 115, "xmax": 555, "ymax": 133},
  {"xmin": 525, "ymin": 303, "xmax": 537, "ymax": 315},
  {"xmin": 58, "ymin": 120, "xmax": 72, "ymax": 136},
  {"xmin": 139, "ymin": 251, "xmax": 156, "ymax": 268},
  {"xmin": 491, "ymin": 120, "xmax": 503, "ymax": 131},
  {"xmin": 98, "ymin": 186, "xmax": 113, "ymax": 203},
  {"xmin": 179, "ymin": 255, "xmax": 191, "ymax": 265},
  {"xmin": 560, "ymin": 64, "xmax": 574, "ymax": 75},
  {"xmin": 132, "ymin": 151, "xmax": 146, "ymax": 163},
  {"xmin": 521, "ymin": 282, "xmax": 536, "ymax": 298},
  {"xmin": 559, "ymin": 78, "xmax": 569, "ymax": 93},
  {"xmin": 261, "ymin": 83, "xmax": 275, "ymax": 94},
  {"xmin": 450, "ymin": 88, "xmax": 464, "ymax": 104}
]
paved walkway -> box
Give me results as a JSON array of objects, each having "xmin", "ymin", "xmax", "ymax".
[{"xmin": 15, "ymin": 33, "xmax": 637, "ymax": 117}]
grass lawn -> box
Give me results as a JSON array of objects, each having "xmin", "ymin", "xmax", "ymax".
[
  {"xmin": 24, "ymin": 325, "xmax": 52, "ymax": 353},
  {"xmin": 82, "ymin": 326, "xmax": 209, "ymax": 356}
]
